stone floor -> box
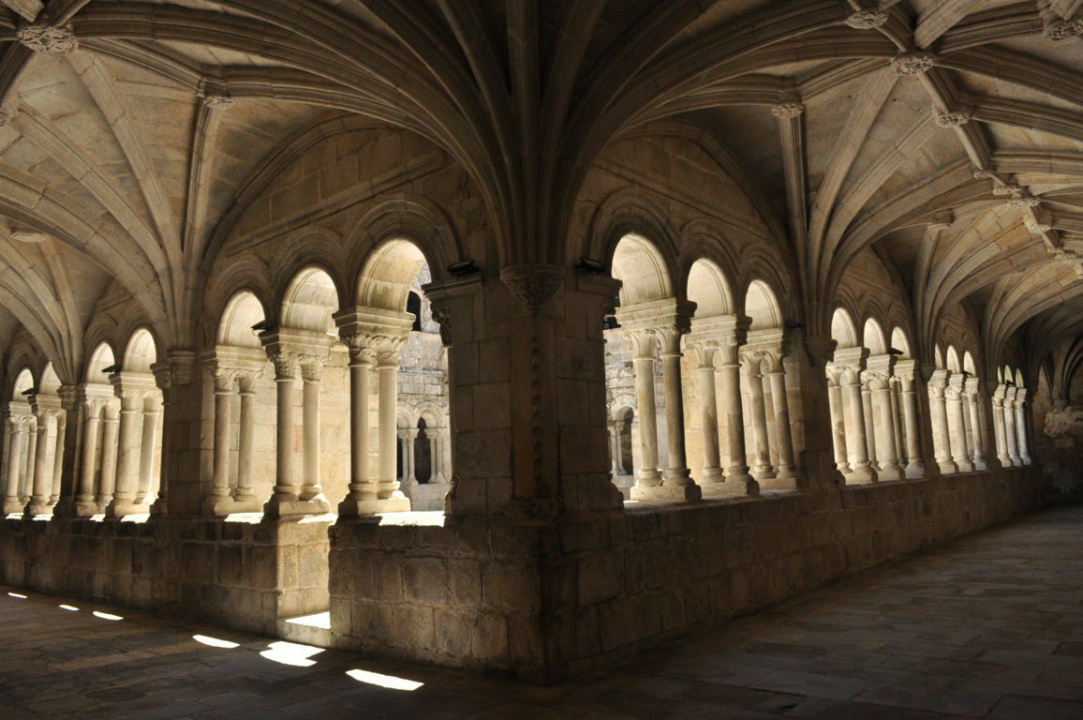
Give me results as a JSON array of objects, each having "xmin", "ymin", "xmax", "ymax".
[{"xmin": 1, "ymin": 505, "xmax": 1082, "ymax": 719}]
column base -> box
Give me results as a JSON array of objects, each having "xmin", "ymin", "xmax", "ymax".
[
  {"xmin": 25, "ymin": 500, "xmax": 54, "ymax": 517},
  {"xmin": 973, "ymin": 458, "xmax": 988, "ymax": 471},
  {"xmin": 263, "ymin": 496, "xmax": 332, "ymax": 518},
  {"xmin": 635, "ymin": 470, "xmax": 663, "ymax": 488},
  {"xmin": 105, "ymin": 501, "xmax": 150, "ymax": 518},
  {"xmin": 904, "ymin": 460, "xmax": 925, "ymax": 479},
  {"xmin": 937, "ymin": 459, "xmax": 958, "ymax": 474},
  {"xmin": 3, "ymin": 499, "xmax": 24, "ymax": 515},
  {"xmin": 758, "ymin": 475, "xmax": 800, "ymax": 491},
  {"xmin": 202, "ymin": 494, "xmax": 263, "ymax": 517},
  {"xmin": 1008, "ymin": 456, "xmax": 1022, "ymax": 467},
  {"xmin": 876, "ymin": 462, "xmax": 904, "ymax": 481},
  {"xmin": 631, "ymin": 483, "xmax": 701, "ymax": 502},
  {"xmin": 751, "ymin": 466, "xmax": 776, "ymax": 481},
  {"xmin": 698, "ymin": 467, "xmax": 724, "ymax": 486},
  {"xmin": 338, "ymin": 496, "xmax": 412, "ymax": 516},
  {"xmin": 955, "ymin": 459, "xmax": 975, "ymax": 473},
  {"xmin": 701, "ymin": 476, "xmax": 760, "ymax": 497},
  {"xmin": 847, "ymin": 463, "xmax": 878, "ymax": 484},
  {"xmin": 1020, "ymin": 453, "xmax": 1032, "ymax": 465}
]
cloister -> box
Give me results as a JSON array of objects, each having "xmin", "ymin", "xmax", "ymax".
[{"xmin": 0, "ymin": 0, "xmax": 1080, "ymax": 687}]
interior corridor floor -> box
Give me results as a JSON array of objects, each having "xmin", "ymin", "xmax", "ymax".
[{"xmin": 1, "ymin": 504, "xmax": 1082, "ymax": 720}]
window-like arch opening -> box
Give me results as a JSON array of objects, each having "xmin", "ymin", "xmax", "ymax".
[
  {"xmin": 611, "ymin": 233, "xmax": 672, "ymax": 306},
  {"xmin": 687, "ymin": 259, "xmax": 732, "ymax": 318},
  {"xmin": 890, "ymin": 328, "xmax": 911, "ymax": 358},
  {"xmin": 337, "ymin": 239, "xmax": 450, "ymax": 515},
  {"xmin": 86, "ymin": 343, "xmax": 116, "ymax": 382},
  {"xmin": 217, "ymin": 291, "xmax": 266, "ymax": 348},
  {"xmin": 739, "ymin": 279, "xmax": 798, "ymax": 489},
  {"xmin": 863, "ymin": 319, "xmax": 887, "ymax": 356},
  {"xmin": 206, "ymin": 290, "xmax": 275, "ymax": 516},
  {"xmin": 831, "ymin": 308, "xmax": 859, "ymax": 349}
]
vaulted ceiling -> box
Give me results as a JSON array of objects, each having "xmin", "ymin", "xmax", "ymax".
[{"xmin": 0, "ymin": 0, "xmax": 1081, "ymax": 384}]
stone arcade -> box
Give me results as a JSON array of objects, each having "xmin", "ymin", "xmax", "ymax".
[{"xmin": 0, "ymin": 0, "xmax": 1080, "ymax": 685}]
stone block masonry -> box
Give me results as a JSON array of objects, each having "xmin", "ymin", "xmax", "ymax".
[{"xmin": 330, "ymin": 466, "xmax": 1042, "ymax": 683}]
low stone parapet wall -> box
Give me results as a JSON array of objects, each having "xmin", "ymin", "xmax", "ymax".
[
  {"xmin": 0, "ymin": 515, "xmax": 331, "ymax": 635},
  {"xmin": 329, "ymin": 467, "xmax": 1044, "ymax": 683}
]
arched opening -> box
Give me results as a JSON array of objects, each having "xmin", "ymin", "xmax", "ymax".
[
  {"xmin": 205, "ymin": 290, "xmax": 275, "ymax": 516},
  {"xmin": 684, "ymin": 258, "xmax": 749, "ymax": 495},
  {"xmin": 340, "ymin": 239, "xmax": 450, "ymax": 514},
  {"xmin": 831, "ymin": 308, "xmax": 859, "ymax": 350},
  {"xmin": 607, "ymin": 234, "xmax": 700, "ymax": 501},
  {"xmin": 741, "ymin": 279, "xmax": 798, "ymax": 489}
]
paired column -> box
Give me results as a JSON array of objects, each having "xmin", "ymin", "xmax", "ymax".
[
  {"xmin": 895, "ymin": 362, "xmax": 925, "ymax": 478},
  {"xmin": 400, "ymin": 428, "xmax": 419, "ymax": 483},
  {"xmin": 1003, "ymin": 387, "xmax": 1021, "ymax": 466},
  {"xmin": 927, "ymin": 370, "xmax": 957, "ymax": 474},
  {"xmin": 945, "ymin": 374, "xmax": 973, "ymax": 472},
  {"xmin": 262, "ymin": 330, "xmax": 334, "ymax": 517},
  {"xmin": 763, "ymin": 352, "xmax": 799, "ymax": 482},
  {"xmin": 834, "ymin": 347, "xmax": 876, "ymax": 484},
  {"xmin": 26, "ymin": 398, "xmax": 63, "ymax": 516},
  {"xmin": 742, "ymin": 353, "xmax": 775, "ymax": 481},
  {"xmin": 335, "ymin": 308, "xmax": 413, "ymax": 515},
  {"xmin": 718, "ymin": 331, "xmax": 757, "ymax": 495},
  {"xmin": 865, "ymin": 355, "xmax": 902, "ymax": 481},
  {"xmin": 691, "ymin": 344, "xmax": 723, "ymax": 487},
  {"xmin": 618, "ymin": 298, "xmax": 699, "ymax": 502},
  {"xmin": 106, "ymin": 373, "xmax": 160, "ymax": 516},
  {"xmin": 203, "ymin": 350, "xmax": 266, "ymax": 516}
]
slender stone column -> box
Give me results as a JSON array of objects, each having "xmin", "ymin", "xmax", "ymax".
[
  {"xmin": 27, "ymin": 411, "xmax": 55, "ymax": 515},
  {"xmin": 825, "ymin": 367, "xmax": 851, "ymax": 474},
  {"xmin": 1014, "ymin": 390, "xmax": 1031, "ymax": 465},
  {"xmin": 840, "ymin": 366, "xmax": 877, "ymax": 483},
  {"xmin": 658, "ymin": 327, "xmax": 694, "ymax": 492},
  {"xmin": 377, "ymin": 348, "xmax": 405, "ymax": 501},
  {"xmin": 964, "ymin": 378, "xmax": 987, "ymax": 471},
  {"xmin": 896, "ymin": 364, "xmax": 925, "ymax": 478},
  {"xmin": 927, "ymin": 370, "xmax": 957, "ymax": 474},
  {"xmin": 860, "ymin": 376, "xmax": 878, "ymax": 468},
  {"xmin": 693, "ymin": 344, "xmax": 724, "ymax": 486},
  {"xmin": 268, "ymin": 351, "xmax": 299, "ymax": 507},
  {"xmin": 404, "ymin": 428, "xmax": 419, "ymax": 483},
  {"xmin": 991, "ymin": 385, "xmax": 1010, "ymax": 467},
  {"xmin": 629, "ymin": 334, "xmax": 661, "ymax": 489},
  {"xmin": 765, "ymin": 353, "xmax": 799, "ymax": 481},
  {"xmin": 50, "ymin": 409, "xmax": 66, "ymax": 504},
  {"xmin": 889, "ymin": 379, "xmax": 905, "ymax": 464},
  {"xmin": 299, "ymin": 359, "xmax": 330, "ymax": 505},
  {"xmin": 744, "ymin": 354, "xmax": 775, "ymax": 481},
  {"xmin": 718, "ymin": 334, "xmax": 757, "ymax": 494},
  {"xmin": 1004, "ymin": 387, "xmax": 1021, "ymax": 466},
  {"xmin": 343, "ymin": 346, "xmax": 374, "ymax": 506},
  {"xmin": 208, "ymin": 369, "xmax": 234, "ymax": 506},
  {"xmin": 234, "ymin": 373, "xmax": 259, "ymax": 503},
  {"xmin": 22, "ymin": 419, "xmax": 37, "ymax": 502},
  {"xmin": 608, "ymin": 421, "xmax": 621, "ymax": 476},
  {"xmin": 946, "ymin": 376, "xmax": 973, "ymax": 472}
]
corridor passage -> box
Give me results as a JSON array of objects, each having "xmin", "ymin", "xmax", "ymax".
[{"xmin": 1, "ymin": 505, "xmax": 1081, "ymax": 719}]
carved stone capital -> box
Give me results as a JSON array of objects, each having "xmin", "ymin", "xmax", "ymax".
[
  {"xmin": 1025, "ymin": 216, "xmax": 1053, "ymax": 234},
  {"xmin": 500, "ymin": 264, "xmax": 565, "ymax": 313},
  {"xmin": 1044, "ymin": 18, "xmax": 1083, "ymax": 41},
  {"xmin": 934, "ymin": 107, "xmax": 971, "ymax": 128},
  {"xmin": 771, "ymin": 102, "xmax": 804, "ymax": 119},
  {"xmin": 202, "ymin": 93, "xmax": 235, "ymax": 109},
  {"xmin": 1005, "ymin": 193, "xmax": 1041, "ymax": 208},
  {"xmin": 16, "ymin": 23, "xmax": 79, "ymax": 55},
  {"xmin": 845, "ymin": 10, "xmax": 888, "ymax": 30},
  {"xmin": 891, "ymin": 52, "xmax": 936, "ymax": 76}
]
